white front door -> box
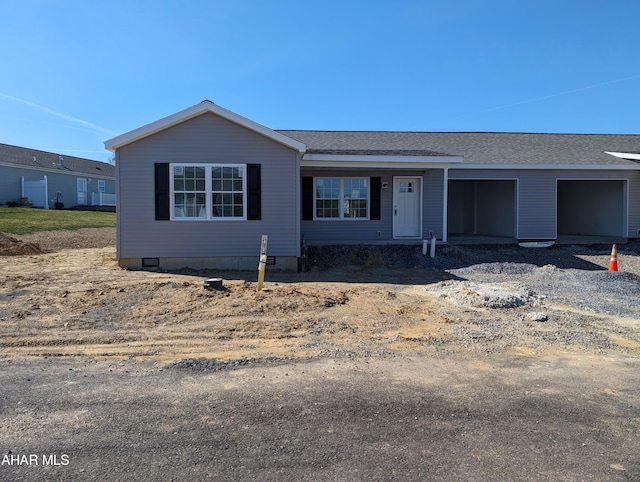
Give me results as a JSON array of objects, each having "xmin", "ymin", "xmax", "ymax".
[
  {"xmin": 393, "ymin": 177, "xmax": 422, "ymax": 238},
  {"xmin": 77, "ymin": 178, "xmax": 87, "ymax": 205}
]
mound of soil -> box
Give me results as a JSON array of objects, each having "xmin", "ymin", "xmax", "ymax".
[
  {"xmin": 18, "ymin": 227, "xmax": 116, "ymax": 251},
  {"xmin": 0, "ymin": 232, "xmax": 44, "ymax": 256},
  {"xmin": 306, "ymin": 244, "xmax": 430, "ymax": 270}
]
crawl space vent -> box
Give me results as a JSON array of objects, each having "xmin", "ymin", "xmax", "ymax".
[{"xmin": 142, "ymin": 258, "xmax": 160, "ymax": 267}]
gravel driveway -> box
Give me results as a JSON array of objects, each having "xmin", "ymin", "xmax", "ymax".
[{"xmin": 2, "ymin": 355, "xmax": 639, "ymax": 481}]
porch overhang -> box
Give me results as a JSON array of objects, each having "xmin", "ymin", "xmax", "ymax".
[{"xmin": 301, "ymin": 153, "xmax": 463, "ymax": 170}]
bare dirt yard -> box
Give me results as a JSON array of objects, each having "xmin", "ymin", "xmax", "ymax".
[
  {"xmin": 1, "ymin": 228, "xmax": 639, "ymax": 362},
  {"xmin": 2, "ymin": 228, "xmax": 640, "ymax": 480}
]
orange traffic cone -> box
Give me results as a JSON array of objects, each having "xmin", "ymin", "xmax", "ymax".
[{"xmin": 608, "ymin": 244, "xmax": 618, "ymax": 272}]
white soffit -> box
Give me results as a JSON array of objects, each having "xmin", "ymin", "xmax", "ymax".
[{"xmin": 104, "ymin": 102, "xmax": 307, "ymax": 153}]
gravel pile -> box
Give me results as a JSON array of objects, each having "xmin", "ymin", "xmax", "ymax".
[
  {"xmin": 448, "ymin": 263, "xmax": 640, "ymax": 318},
  {"xmin": 426, "ymin": 280, "xmax": 541, "ymax": 309},
  {"xmin": 309, "ymin": 241, "xmax": 640, "ymax": 320}
]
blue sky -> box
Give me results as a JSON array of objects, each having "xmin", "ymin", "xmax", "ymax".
[{"xmin": 1, "ymin": 0, "xmax": 639, "ymax": 163}]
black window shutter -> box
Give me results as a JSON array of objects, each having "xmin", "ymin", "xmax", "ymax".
[
  {"xmin": 154, "ymin": 163, "xmax": 170, "ymax": 221},
  {"xmin": 370, "ymin": 177, "xmax": 381, "ymax": 220},
  {"xmin": 302, "ymin": 176, "xmax": 314, "ymax": 220},
  {"xmin": 247, "ymin": 164, "xmax": 261, "ymax": 220}
]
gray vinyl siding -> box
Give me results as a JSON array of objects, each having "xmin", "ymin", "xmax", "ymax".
[
  {"xmin": 424, "ymin": 169, "xmax": 444, "ymax": 239},
  {"xmin": 630, "ymin": 171, "xmax": 640, "ymax": 237},
  {"xmin": 301, "ymin": 168, "xmax": 445, "ymax": 242},
  {"xmin": 301, "ymin": 170, "xmax": 390, "ymax": 242},
  {"xmin": 0, "ymin": 165, "xmax": 36, "ymax": 204},
  {"xmin": 116, "ymin": 112, "xmax": 300, "ymax": 259},
  {"xmin": 449, "ymin": 169, "xmax": 640, "ymax": 239},
  {"xmin": 0, "ymin": 164, "xmax": 115, "ymax": 208},
  {"xmin": 43, "ymin": 174, "xmax": 79, "ymax": 207}
]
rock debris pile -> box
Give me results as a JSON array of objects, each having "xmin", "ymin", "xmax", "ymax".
[{"xmin": 426, "ymin": 280, "xmax": 540, "ymax": 309}]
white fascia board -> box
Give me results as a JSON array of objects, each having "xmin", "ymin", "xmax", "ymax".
[
  {"xmin": 450, "ymin": 163, "xmax": 640, "ymax": 170},
  {"xmin": 605, "ymin": 151, "xmax": 640, "ymax": 161},
  {"xmin": 104, "ymin": 102, "xmax": 306, "ymax": 153},
  {"xmin": 302, "ymin": 154, "xmax": 463, "ymax": 169}
]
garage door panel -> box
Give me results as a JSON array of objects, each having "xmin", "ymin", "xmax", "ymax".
[
  {"xmin": 557, "ymin": 180, "xmax": 624, "ymax": 236},
  {"xmin": 448, "ymin": 180, "xmax": 516, "ymax": 237}
]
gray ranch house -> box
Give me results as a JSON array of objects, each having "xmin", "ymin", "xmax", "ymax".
[
  {"xmin": 0, "ymin": 143, "xmax": 116, "ymax": 210},
  {"xmin": 105, "ymin": 101, "xmax": 640, "ymax": 271}
]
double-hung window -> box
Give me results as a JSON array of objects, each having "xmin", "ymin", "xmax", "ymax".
[
  {"xmin": 173, "ymin": 166, "xmax": 207, "ymax": 219},
  {"xmin": 171, "ymin": 164, "xmax": 246, "ymax": 220},
  {"xmin": 212, "ymin": 166, "xmax": 244, "ymax": 218},
  {"xmin": 314, "ymin": 177, "xmax": 369, "ymax": 220}
]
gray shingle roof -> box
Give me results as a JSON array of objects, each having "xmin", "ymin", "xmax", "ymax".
[
  {"xmin": 0, "ymin": 143, "xmax": 115, "ymax": 177},
  {"xmin": 277, "ymin": 130, "xmax": 640, "ymax": 167}
]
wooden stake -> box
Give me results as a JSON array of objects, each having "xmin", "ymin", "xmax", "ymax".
[{"xmin": 257, "ymin": 235, "xmax": 268, "ymax": 291}]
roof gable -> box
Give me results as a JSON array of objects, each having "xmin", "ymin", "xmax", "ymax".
[{"xmin": 104, "ymin": 101, "xmax": 306, "ymax": 153}]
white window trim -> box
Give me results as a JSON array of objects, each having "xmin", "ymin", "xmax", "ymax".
[
  {"xmin": 313, "ymin": 177, "xmax": 370, "ymax": 221},
  {"xmin": 170, "ymin": 163, "xmax": 247, "ymax": 221}
]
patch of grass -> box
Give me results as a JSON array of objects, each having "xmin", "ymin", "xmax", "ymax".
[{"xmin": 0, "ymin": 207, "xmax": 116, "ymax": 235}]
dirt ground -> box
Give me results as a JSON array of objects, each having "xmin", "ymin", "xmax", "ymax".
[
  {"xmin": 2, "ymin": 228, "xmax": 640, "ymax": 480},
  {"xmin": 1, "ymin": 228, "xmax": 639, "ymax": 363}
]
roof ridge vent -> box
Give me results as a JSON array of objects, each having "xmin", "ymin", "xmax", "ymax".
[{"xmin": 201, "ymin": 99, "xmax": 214, "ymax": 104}]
